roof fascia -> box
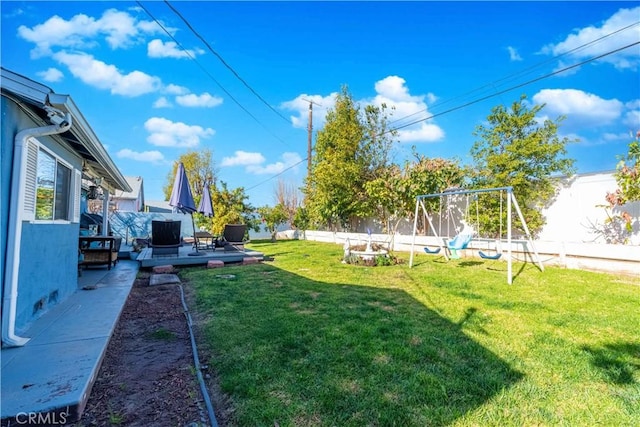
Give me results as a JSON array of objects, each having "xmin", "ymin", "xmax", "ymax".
[
  {"xmin": 52, "ymin": 94, "xmax": 131, "ymax": 192},
  {"xmin": 1, "ymin": 68, "xmax": 131, "ymax": 193}
]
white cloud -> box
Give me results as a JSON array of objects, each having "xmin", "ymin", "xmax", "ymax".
[
  {"xmin": 116, "ymin": 148, "xmax": 165, "ymax": 163},
  {"xmin": 623, "ymin": 108, "xmax": 640, "ymax": 130},
  {"xmin": 221, "ymin": 151, "xmax": 302, "ymax": 175},
  {"xmin": 4, "ymin": 6, "xmax": 25, "ymax": 19},
  {"xmin": 144, "ymin": 117, "xmax": 214, "ymax": 148},
  {"xmin": 37, "ymin": 67, "xmax": 64, "ymax": 82},
  {"xmin": 147, "ymin": 39, "xmax": 204, "ymax": 59},
  {"xmin": 626, "ymin": 99, "xmax": 640, "ymax": 110},
  {"xmin": 153, "ymin": 97, "xmax": 172, "ymax": 108},
  {"xmin": 507, "ymin": 46, "xmax": 522, "ymax": 61},
  {"xmin": 395, "ymin": 123, "xmax": 445, "ymax": 143},
  {"xmin": 532, "ymin": 88, "xmax": 623, "ymax": 128},
  {"xmin": 18, "ymin": 14, "xmax": 98, "ymax": 58},
  {"xmin": 175, "ymin": 92, "xmax": 223, "ymax": 108},
  {"xmin": 246, "ymin": 152, "xmax": 303, "ymax": 175},
  {"xmin": 540, "ymin": 6, "xmax": 640, "ymax": 71},
  {"xmin": 282, "ymin": 76, "xmax": 444, "ymax": 144},
  {"xmin": 52, "ymin": 51, "xmax": 161, "ymax": 96},
  {"xmin": 368, "ymin": 76, "xmax": 444, "ymax": 143},
  {"xmin": 374, "ymin": 75, "xmax": 422, "ymax": 102},
  {"xmin": 280, "ymin": 93, "xmax": 337, "ymax": 128},
  {"xmin": 17, "ymin": 8, "xmax": 168, "ymax": 58},
  {"xmin": 164, "ymin": 83, "xmax": 189, "ymax": 95},
  {"xmin": 221, "ymin": 151, "xmax": 265, "ymax": 167}
]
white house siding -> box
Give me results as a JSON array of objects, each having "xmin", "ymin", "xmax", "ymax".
[{"xmin": 113, "ymin": 199, "xmax": 138, "ymax": 212}]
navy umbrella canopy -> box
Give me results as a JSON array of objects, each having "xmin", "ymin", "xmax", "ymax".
[
  {"xmin": 169, "ymin": 163, "xmax": 200, "ymax": 254},
  {"xmin": 197, "ymin": 184, "xmax": 214, "ymax": 217},
  {"xmin": 169, "ymin": 162, "xmax": 196, "ymax": 214}
]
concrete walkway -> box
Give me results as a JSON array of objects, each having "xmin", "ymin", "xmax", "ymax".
[{"xmin": 1, "ymin": 260, "xmax": 138, "ymax": 424}]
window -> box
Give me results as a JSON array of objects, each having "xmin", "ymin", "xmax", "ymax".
[
  {"xmin": 34, "ymin": 148, "xmax": 72, "ymax": 220},
  {"xmin": 22, "ymin": 137, "xmax": 80, "ymax": 222}
]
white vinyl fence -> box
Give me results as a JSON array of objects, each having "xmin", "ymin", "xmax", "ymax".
[{"xmin": 281, "ymin": 172, "xmax": 640, "ymax": 276}]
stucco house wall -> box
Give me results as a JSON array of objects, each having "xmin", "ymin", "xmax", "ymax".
[
  {"xmin": 1, "ymin": 98, "xmax": 82, "ymax": 332},
  {"xmin": 1, "ymin": 67, "xmax": 131, "ymax": 346}
]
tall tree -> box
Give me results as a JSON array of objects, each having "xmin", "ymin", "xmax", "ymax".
[
  {"xmin": 304, "ymin": 86, "xmax": 397, "ymax": 230},
  {"xmin": 470, "ymin": 95, "xmax": 576, "ymax": 236},
  {"xmin": 305, "ymin": 86, "xmax": 365, "ymax": 229}
]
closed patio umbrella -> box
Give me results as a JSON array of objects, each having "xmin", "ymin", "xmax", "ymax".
[
  {"xmin": 197, "ymin": 184, "xmax": 214, "ymax": 218},
  {"xmin": 197, "ymin": 184, "xmax": 216, "ymax": 249},
  {"xmin": 169, "ymin": 162, "xmax": 200, "ymax": 254}
]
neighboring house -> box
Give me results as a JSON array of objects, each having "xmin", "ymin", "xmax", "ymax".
[
  {"xmin": 144, "ymin": 199, "xmax": 173, "ymax": 213},
  {"xmin": 0, "ymin": 67, "xmax": 131, "ymax": 347},
  {"xmin": 110, "ymin": 175, "xmax": 145, "ymax": 212}
]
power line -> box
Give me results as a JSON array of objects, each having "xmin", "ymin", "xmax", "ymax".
[
  {"xmin": 242, "ymin": 41, "xmax": 640, "ymax": 193},
  {"xmin": 244, "ymin": 158, "xmax": 308, "ymax": 192},
  {"xmin": 164, "ymin": 0, "xmax": 292, "ymax": 125},
  {"xmin": 389, "ymin": 41, "xmax": 640, "ymax": 133},
  {"xmin": 388, "ymin": 20, "xmax": 640, "ymax": 129},
  {"xmin": 136, "ymin": 1, "xmax": 295, "ymax": 150}
]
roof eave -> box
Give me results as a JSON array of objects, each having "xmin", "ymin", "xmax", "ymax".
[{"xmin": 1, "ymin": 67, "xmax": 131, "ymax": 193}]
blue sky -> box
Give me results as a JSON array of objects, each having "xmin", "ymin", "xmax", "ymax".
[{"xmin": 2, "ymin": 1, "xmax": 639, "ymax": 207}]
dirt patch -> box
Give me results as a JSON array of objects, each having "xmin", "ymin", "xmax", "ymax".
[{"xmin": 72, "ymin": 274, "xmax": 217, "ymax": 426}]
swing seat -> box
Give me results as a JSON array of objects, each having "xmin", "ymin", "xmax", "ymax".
[
  {"xmin": 446, "ymin": 233, "xmax": 472, "ymax": 260},
  {"xmin": 479, "ymin": 251, "xmax": 502, "ymax": 260},
  {"xmin": 423, "ymin": 247, "xmax": 441, "ymax": 254},
  {"xmin": 448, "ymin": 233, "xmax": 472, "ymax": 250}
]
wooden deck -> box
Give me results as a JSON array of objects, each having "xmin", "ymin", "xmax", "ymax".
[{"xmin": 136, "ymin": 245, "xmax": 264, "ymax": 268}]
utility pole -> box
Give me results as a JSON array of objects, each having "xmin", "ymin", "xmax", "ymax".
[{"xmin": 302, "ymin": 98, "xmax": 321, "ymax": 182}]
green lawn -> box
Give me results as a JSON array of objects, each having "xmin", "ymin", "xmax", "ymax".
[{"xmin": 182, "ymin": 239, "xmax": 640, "ymax": 426}]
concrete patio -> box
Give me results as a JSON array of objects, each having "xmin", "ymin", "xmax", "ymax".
[{"xmin": 1, "ymin": 260, "xmax": 138, "ymax": 424}]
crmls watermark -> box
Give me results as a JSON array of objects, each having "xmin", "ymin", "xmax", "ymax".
[{"xmin": 8, "ymin": 408, "xmax": 70, "ymax": 426}]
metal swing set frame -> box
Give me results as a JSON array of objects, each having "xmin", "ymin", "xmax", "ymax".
[{"xmin": 409, "ymin": 186, "xmax": 544, "ymax": 284}]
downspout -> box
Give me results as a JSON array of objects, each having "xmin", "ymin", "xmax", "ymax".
[
  {"xmin": 2, "ymin": 107, "xmax": 72, "ymax": 347},
  {"xmin": 101, "ymin": 188, "xmax": 109, "ymax": 236}
]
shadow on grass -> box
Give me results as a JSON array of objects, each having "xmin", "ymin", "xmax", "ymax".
[
  {"xmin": 582, "ymin": 342, "xmax": 640, "ymax": 385},
  {"xmin": 186, "ymin": 263, "xmax": 524, "ymax": 426},
  {"xmin": 457, "ymin": 260, "xmax": 484, "ymax": 267}
]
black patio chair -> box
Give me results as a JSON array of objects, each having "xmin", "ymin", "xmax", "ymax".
[
  {"xmin": 220, "ymin": 224, "xmax": 249, "ymax": 251},
  {"xmin": 150, "ymin": 220, "xmax": 182, "ymax": 257}
]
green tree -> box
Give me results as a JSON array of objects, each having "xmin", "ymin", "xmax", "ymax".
[
  {"xmin": 306, "ymin": 87, "xmax": 364, "ymax": 229},
  {"xmin": 602, "ymin": 134, "xmax": 640, "ymax": 241},
  {"xmin": 470, "ymin": 95, "xmax": 576, "ymax": 236},
  {"xmin": 162, "ymin": 148, "xmax": 216, "ymax": 203},
  {"xmin": 292, "ymin": 206, "xmax": 310, "ymax": 239},
  {"xmin": 614, "ymin": 135, "xmax": 640, "ymax": 203},
  {"xmin": 305, "ymin": 86, "xmax": 397, "ymax": 230},
  {"xmin": 210, "ymin": 181, "xmax": 259, "ymax": 236},
  {"xmin": 366, "ymin": 153, "xmax": 466, "ymax": 233},
  {"xmin": 257, "ymin": 204, "xmax": 288, "ymax": 242},
  {"xmin": 163, "ymin": 149, "xmax": 217, "ymax": 231}
]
